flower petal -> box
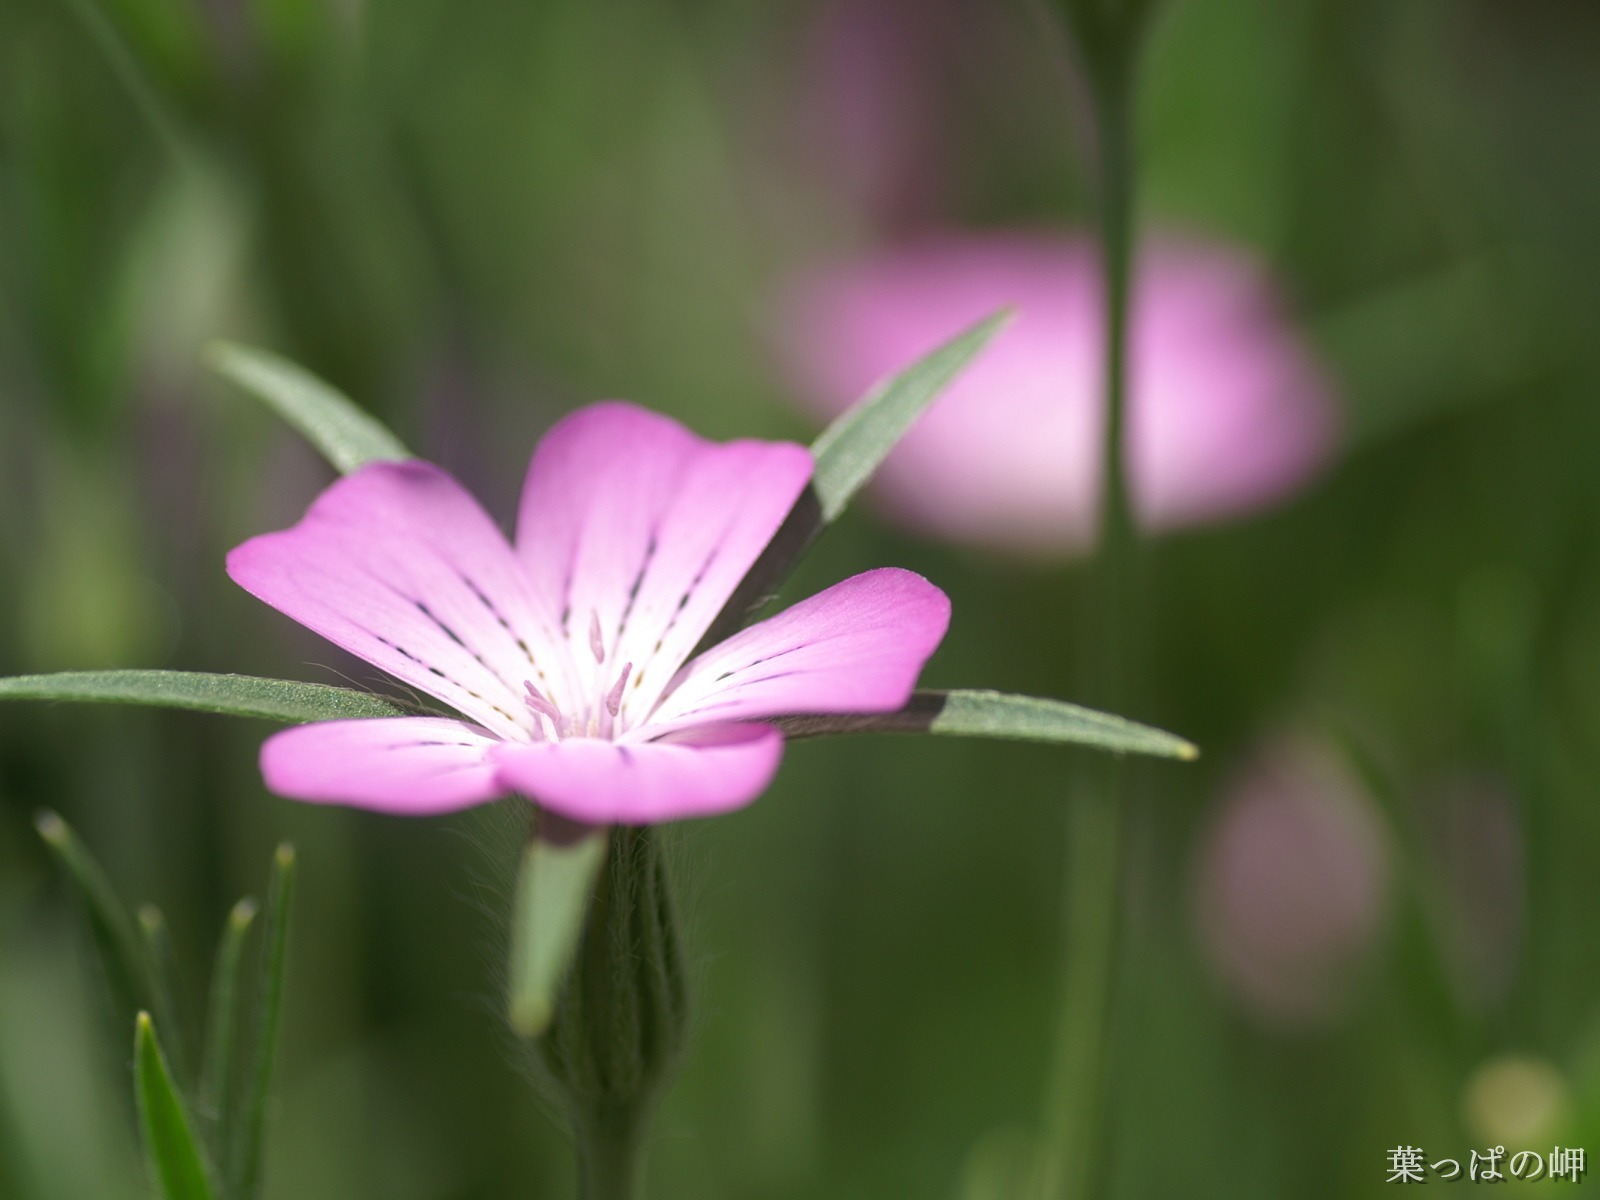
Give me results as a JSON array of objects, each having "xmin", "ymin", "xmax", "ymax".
[
  {"xmin": 514, "ymin": 402, "xmax": 813, "ymax": 721},
  {"xmin": 646, "ymin": 567, "xmax": 950, "ymax": 733},
  {"xmin": 229, "ymin": 461, "xmax": 572, "ymax": 740},
  {"xmin": 260, "ymin": 717, "xmax": 505, "ymax": 814},
  {"xmin": 491, "ymin": 723, "xmax": 784, "ymax": 823}
]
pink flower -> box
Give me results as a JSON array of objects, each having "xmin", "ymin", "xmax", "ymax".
[
  {"xmin": 227, "ymin": 402, "xmax": 950, "ymax": 824},
  {"xmin": 1192, "ymin": 738, "xmax": 1392, "ymax": 1029},
  {"xmin": 776, "ymin": 232, "xmax": 1339, "ymax": 554},
  {"xmin": 801, "ymin": 0, "xmax": 953, "ymax": 228}
]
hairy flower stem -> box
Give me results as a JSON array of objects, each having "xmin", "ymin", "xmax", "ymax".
[
  {"xmin": 542, "ymin": 825, "xmax": 687, "ymax": 1200},
  {"xmin": 1036, "ymin": 10, "xmax": 1148, "ymax": 1199},
  {"xmin": 576, "ymin": 1101, "xmax": 645, "ymax": 1200}
]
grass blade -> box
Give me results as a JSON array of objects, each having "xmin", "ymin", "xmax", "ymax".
[
  {"xmin": 0, "ymin": 670, "xmax": 410, "ymax": 723},
  {"xmin": 60, "ymin": 0, "xmax": 195, "ymax": 168},
  {"xmin": 199, "ymin": 898, "xmax": 258, "ymax": 1158},
  {"xmin": 228, "ymin": 846, "xmax": 295, "ymax": 1200},
  {"xmin": 775, "ymin": 689, "xmax": 1198, "ymax": 761},
  {"xmin": 135, "ymin": 1013, "xmax": 218, "ymax": 1200},
  {"xmin": 34, "ymin": 811, "xmax": 150, "ymax": 1028},
  {"xmin": 508, "ymin": 828, "xmax": 609, "ymax": 1038},
  {"xmin": 138, "ymin": 905, "xmax": 190, "ymax": 1086},
  {"xmin": 206, "ymin": 341, "xmax": 411, "ymax": 475}
]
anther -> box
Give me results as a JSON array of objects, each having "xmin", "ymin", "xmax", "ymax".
[{"xmin": 589, "ymin": 610, "xmax": 606, "ymax": 664}]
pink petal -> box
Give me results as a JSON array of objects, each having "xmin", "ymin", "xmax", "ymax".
[
  {"xmin": 492, "ymin": 723, "xmax": 785, "ymax": 824},
  {"xmin": 514, "ymin": 402, "xmax": 813, "ymax": 720},
  {"xmin": 229, "ymin": 461, "xmax": 572, "ymax": 740},
  {"xmin": 646, "ymin": 567, "xmax": 950, "ymax": 733},
  {"xmin": 260, "ymin": 717, "xmax": 506, "ymax": 814}
]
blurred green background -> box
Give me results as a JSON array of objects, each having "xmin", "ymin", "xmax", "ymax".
[{"xmin": 2, "ymin": 0, "xmax": 1599, "ymax": 1196}]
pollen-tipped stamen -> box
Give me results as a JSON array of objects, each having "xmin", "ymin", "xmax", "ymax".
[
  {"xmin": 605, "ymin": 663, "xmax": 632, "ymax": 718},
  {"xmin": 523, "ymin": 681, "xmax": 566, "ymax": 739},
  {"xmin": 589, "ymin": 610, "xmax": 606, "ymax": 665}
]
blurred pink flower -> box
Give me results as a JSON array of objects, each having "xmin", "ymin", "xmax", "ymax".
[
  {"xmin": 801, "ymin": 0, "xmax": 951, "ymax": 228},
  {"xmin": 1193, "ymin": 737, "xmax": 1392, "ymax": 1030},
  {"xmin": 776, "ymin": 232, "xmax": 1339, "ymax": 554},
  {"xmin": 227, "ymin": 402, "xmax": 950, "ymax": 824}
]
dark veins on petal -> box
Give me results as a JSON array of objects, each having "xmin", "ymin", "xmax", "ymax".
[
  {"xmin": 712, "ymin": 640, "xmax": 815, "ymax": 683},
  {"xmin": 612, "ymin": 532, "xmax": 660, "ymax": 650},
  {"xmin": 369, "ymin": 630, "xmax": 516, "ymax": 725},
  {"xmin": 458, "ymin": 570, "xmax": 549, "ymax": 680}
]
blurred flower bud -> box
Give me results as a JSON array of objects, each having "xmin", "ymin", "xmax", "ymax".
[
  {"xmin": 1464, "ymin": 1056, "xmax": 1569, "ymax": 1146},
  {"xmin": 774, "ymin": 232, "xmax": 1338, "ymax": 556},
  {"xmin": 1193, "ymin": 737, "xmax": 1392, "ymax": 1030},
  {"xmin": 540, "ymin": 826, "xmax": 688, "ymax": 1193}
]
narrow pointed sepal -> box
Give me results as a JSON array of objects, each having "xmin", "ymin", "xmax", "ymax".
[
  {"xmin": 206, "ymin": 341, "xmax": 411, "ymax": 474},
  {"xmin": 509, "ymin": 822, "xmax": 609, "ymax": 1038},
  {"xmin": 774, "ymin": 689, "xmax": 1197, "ymax": 761},
  {"xmin": 135, "ymin": 1013, "xmax": 219, "ymax": 1200}
]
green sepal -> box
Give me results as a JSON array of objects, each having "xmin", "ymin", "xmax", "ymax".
[
  {"xmin": 227, "ymin": 845, "xmax": 295, "ymax": 1200},
  {"xmin": 775, "ymin": 689, "xmax": 1197, "ymax": 761},
  {"xmin": 135, "ymin": 1013, "xmax": 219, "ymax": 1200},
  {"xmin": 34, "ymin": 811, "xmax": 151, "ymax": 1030},
  {"xmin": 701, "ymin": 309, "xmax": 1011, "ymax": 647},
  {"xmin": 138, "ymin": 905, "xmax": 190, "ymax": 1084},
  {"xmin": 509, "ymin": 825, "xmax": 609, "ymax": 1039},
  {"xmin": 200, "ymin": 897, "xmax": 259, "ymax": 1161},
  {"xmin": 0, "ymin": 670, "xmax": 411, "ymax": 723},
  {"xmin": 810, "ymin": 309, "xmax": 1013, "ymax": 523},
  {"xmin": 207, "ymin": 341, "xmax": 411, "ymax": 475}
]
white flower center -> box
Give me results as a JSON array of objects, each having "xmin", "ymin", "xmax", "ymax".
[{"xmin": 521, "ymin": 609, "xmax": 635, "ymax": 742}]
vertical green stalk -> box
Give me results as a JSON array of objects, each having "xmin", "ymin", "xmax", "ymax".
[
  {"xmin": 575, "ymin": 1102, "xmax": 645, "ymax": 1200},
  {"xmin": 539, "ymin": 825, "xmax": 688, "ymax": 1200},
  {"xmin": 1035, "ymin": 13, "xmax": 1145, "ymax": 1200}
]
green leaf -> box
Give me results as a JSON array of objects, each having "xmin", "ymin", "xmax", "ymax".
[
  {"xmin": 60, "ymin": 0, "xmax": 196, "ymax": 169},
  {"xmin": 775, "ymin": 689, "xmax": 1198, "ymax": 761},
  {"xmin": 508, "ymin": 828, "xmax": 609, "ymax": 1039},
  {"xmin": 229, "ymin": 845, "xmax": 295, "ymax": 1200},
  {"xmin": 699, "ymin": 309, "xmax": 1011, "ymax": 649},
  {"xmin": 135, "ymin": 1013, "xmax": 218, "ymax": 1200},
  {"xmin": 0, "ymin": 670, "xmax": 411, "ymax": 723},
  {"xmin": 1316, "ymin": 252, "xmax": 1528, "ymax": 449},
  {"xmin": 206, "ymin": 341, "xmax": 411, "ymax": 474},
  {"xmin": 810, "ymin": 308, "xmax": 1012, "ymax": 523},
  {"xmin": 34, "ymin": 811, "xmax": 151, "ymax": 1029},
  {"xmin": 200, "ymin": 898, "xmax": 258, "ymax": 1159},
  {"xmin": 138, "ymin": 905, "xmax": 189, "ymax": 1085}
]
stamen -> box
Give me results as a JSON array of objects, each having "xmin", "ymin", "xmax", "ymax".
[
  {"xmin": 523, "ymin": 681, "xmax": 564, "ymax": 730},
  {"xmin": 605, "ymin": 662, "xmax": 633, "ymax": 718},
  {"xmin": 589, "ymin": 610, "xmax": 606, "ymax": 664}
]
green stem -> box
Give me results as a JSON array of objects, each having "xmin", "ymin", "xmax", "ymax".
[
  {"xmin": 576, "ymin": 1102, "xmax": 644, "ymax": 1200},
  {"xmin": 1036, "ymin": 33, "xmax": 1142, "ymax": 1200}
]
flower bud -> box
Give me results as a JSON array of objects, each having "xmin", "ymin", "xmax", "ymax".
[{"xmin": 540, "ymin": 825, "xmax": 688, "ymax": 1194}]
